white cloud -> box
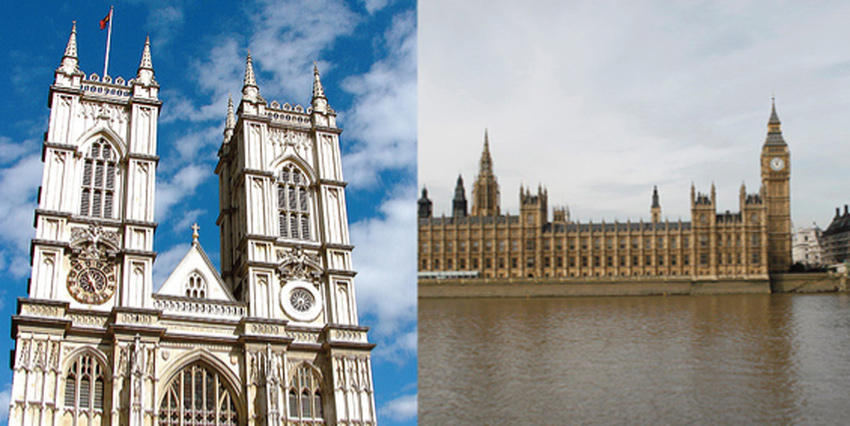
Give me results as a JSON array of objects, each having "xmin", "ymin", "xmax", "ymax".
[
  {"xmin": 0, "ymin": 382, "xmax": 11, "ymax": 422},
  {"xmin": 147, "ymin": 6, "xmax": 185, "ymax": 48},
  {"xmin": 350, "ymin": 184, "xmax": 416, "ymax": 339},
  {"xmin": 0, "ymin": 136, "xmax": 34, "ymax": 165},
  {"xmin": 248, "ymin": 0, "xmax": 361, "ymax": 102},
  {"xmin": 173, "ymin": 208, "xmax": 205, "ymax": 233},
  {"xmin": 155, "ymin": 163, "xmax": 210, "ymax": 222},
  {"xmin": 373, "ymin": 329, "xmax": 416, "ymax": 363},
  {"xmin": 380, "ymin": 393, "xmax": 417, "ymax": 422},
  {"xmin": 153, "ymin": 243, "xmax": 191, "ymax": 290},
  {"xmin": 0, "ymin": 153, "xmax": 42, "ymax": 278},
  {"xmin": 361, "ymin": 0, "xmax": 393, "ymax": 14},
  {"xmin": 341, "ymin": 10, "xmax": 417, "ymax": 188},
  {"xmin": 419, "ymin": 0, "xmax": 850, "ymax": 228}
]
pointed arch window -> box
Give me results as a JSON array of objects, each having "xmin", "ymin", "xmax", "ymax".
[
  {"xmin": 80, "ymin": 139, "xmax": 118, "ymax": 219},
  {"xmin": 185, "ymin": 272, "xmax": 207, "ymax": 298},
  {"xmin": 63, "ymin": 353, "xmax": 106, "ymax": 424},
  {"xmin": 288, "ymin": 363, "xmax": 324, "ymax": 422},
  {"xmin": 158, "ymin": 362, "xmax": 238, "ymax": 426},
  {"xmin": 277, "ymin": 165, "xmax": 312, "ymax": 240}
]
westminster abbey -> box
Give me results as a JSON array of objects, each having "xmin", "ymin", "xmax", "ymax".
[
  {"xmin": 9, "ymin": 24, "xmax": 376, "ymax": 426},
  {"xmin": 418, "ymin": 103, "xmax": 792, "ymax": 280}
]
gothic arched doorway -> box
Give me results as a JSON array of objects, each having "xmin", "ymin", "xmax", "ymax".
[{"xmin": 158, "ymin": 362, "xmax": 239, "ymax": 426}]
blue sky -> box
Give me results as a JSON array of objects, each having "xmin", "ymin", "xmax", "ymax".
[{"xmin": 0, "ymin": 0, "xmax": 416, "ymax": 424}]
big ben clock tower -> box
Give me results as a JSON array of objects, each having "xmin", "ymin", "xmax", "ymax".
[{"xmin": 760, "ymin": 98, "xmax": 791, "ymax": 273}]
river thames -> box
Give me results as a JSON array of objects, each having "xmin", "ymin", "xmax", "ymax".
[{"xmin": 419, "ymin": 294, "xmax": 850, "ymax": 425}]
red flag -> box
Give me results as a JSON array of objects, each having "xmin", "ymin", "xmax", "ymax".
[{"xmin": 99, "ymin": 11, "xmax": 111, "ymax": 30}]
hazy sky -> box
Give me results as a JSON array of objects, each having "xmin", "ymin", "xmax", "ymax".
[{"xmin": 420, "ymin": 0, "xmax": 850, "ymax": 230}]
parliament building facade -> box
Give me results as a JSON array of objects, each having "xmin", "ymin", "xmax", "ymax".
[
  {"xmin": 418, "ymin": 104, "xmax": 792, "ymax": 281},
  {"xmin": 9, "ymin": 24, "xmax": 376, "ymax": 426}
]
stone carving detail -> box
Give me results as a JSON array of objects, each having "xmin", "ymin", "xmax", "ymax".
[
  {"xmin": 22, "ymin": 304, "xmax": 63, "ymax": 318},
  {"xmin": 287, "ymin": 331, "xmax": 320, "ymax": 343},
  {"xmin": 154, "ymin": 297, "xmax": 246, "ymax": 318},
  {"xmin": 331, "ymin": 329, "xmax": 365, "ymax": 342},
  {"xmin": 117, "ymin": 312, "xmax": 156, "ymax": 325},
  {"xmin": 250, "ymin": 323, "xmax": 280, "ymax": 335},
  {"xmin": 70, "ymin": 224, "xmax": 121, "ymax": 258},
  {"xmin": 34, "ymin": 341, "xmax": 46, "ymax": 369},
  {"xmin": 78, "ymin": 101, "xmax": 129, "ymax": 127},
  {"xmin": 69, "ymin": 314, "xmax": 108, "ymax": 327},
  {"xmin": 49, "ymin": 341, "xmax": 60, "ymax": 369},
  {"xmin": 276, "ymin": 247, "xmax": 322, "ymax": 284},
  {"xmin": 17, "ymin": 339, "xmax": 30, "ymax": 369}
]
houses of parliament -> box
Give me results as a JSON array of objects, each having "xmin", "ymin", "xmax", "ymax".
[{"xmin": 418, "ymin": 102, "xmax": 792, "ymax": 280}]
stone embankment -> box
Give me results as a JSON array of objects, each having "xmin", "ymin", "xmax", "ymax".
[{"xmin": 419, "ymin": 273, "xmax": 844, "ymax": 298}]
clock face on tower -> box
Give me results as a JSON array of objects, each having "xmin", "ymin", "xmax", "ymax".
[
  {"xmin": 770, "ymin": 157, "xmax": 785, "ymax": 171},
  {"xmin": 280, "ymin": 279, "xmax": 323, "ymax": 322},
  {"xmin": 67, "ymin": 259, "xmax": 117, "ymax": 305}
]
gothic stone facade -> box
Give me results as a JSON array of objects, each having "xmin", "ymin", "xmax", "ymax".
[
  {"xmin": 10, "ymin": 24, "xmax": 376, "ymax": 426},
  {"xmin": 418, "ymin": 103, "xmax": 792, "ymax": 280}
]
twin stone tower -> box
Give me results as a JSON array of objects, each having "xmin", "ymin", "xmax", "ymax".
[{"xmin": 10, "ymin": 24, "xmax": 376, "ymax": 426}]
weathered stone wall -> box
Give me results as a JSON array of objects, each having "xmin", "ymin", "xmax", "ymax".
[{"xmin": 770, "ymin": 272, "xmax": 844, "ymax": 293}]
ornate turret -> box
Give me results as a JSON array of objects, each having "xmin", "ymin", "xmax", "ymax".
[
  {"xmin": 452, "ymin": 175, "xmax": 468, "ymax": 218},
  {"xmin": 58, "ymin": 21, "xmax": 81, "ymax": 75},
  {"xmin": 223, "ymin": 95, "xmax": 235, "ymax": 142},
  {"xmin": 311, "ymin": 63, "xmax": 328, "ymax": 113},
  {"xmin": 651, "ymin": 186, "xmax": 661, "ymax": 223},
  {"xmin": 418, "ymin": 187, "xmax": 433, "ymax": 219},
  {"xmin": 135, "ymin": 35, "xmax": 156, "ymax": 86},
  {"xmin": 765, "ymin": 97, "xmax": 786, "ymax": 146},
  {"xmin": 241, "ymin": 51, "xmax": 260, "ymax": 102}
]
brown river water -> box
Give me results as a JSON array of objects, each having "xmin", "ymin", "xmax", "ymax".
[{"xmin": 419, "ymin": 294, "xmax": 850, "ymax": 425}]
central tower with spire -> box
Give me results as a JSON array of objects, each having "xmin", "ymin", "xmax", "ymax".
[{"xmin": 471, "ymin": 130, "xmax": 501, "ymax": 216}]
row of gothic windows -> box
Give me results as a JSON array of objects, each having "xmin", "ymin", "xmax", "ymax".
[
  {"xmin": 159, "ymin": 363, "xmax": 238, "ymax": 426},
  {"xmin": 61, "ymin": 353, "xmax": 326, "ymax": 425},
  {"xmin": 80, "ymin": 140, "xmax": 118, "ymax": 219},
  {"xmin": 75, "ymin": 142, "xmax": 316, "ymax": 246},
  {"xmin": 278, "ymin": 165, "xmax": 311, "ymax": 241},
  {"xmin": 289, "ymin": 364, "xmax": 324, "ymax": 420},
  {"xmin": 185, "ymin": 272, "xmax": 207, "ymax": 299}
]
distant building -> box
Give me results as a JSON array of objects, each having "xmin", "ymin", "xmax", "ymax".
[
  {"xmin": 792, "ymin": 226, "xmax": 823, "ymax": 266},
  {"xmin": 418, "ymin": 101, "xmax": 793, "ymax": 279},
  {"xmin": 822, "ymin": 205, "xmax": 850, "ymax": 264}
]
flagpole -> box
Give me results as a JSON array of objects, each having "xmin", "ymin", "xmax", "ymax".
[{"xmin": 103, "ymin": 6, "xmax": 113, "ymax": 78}]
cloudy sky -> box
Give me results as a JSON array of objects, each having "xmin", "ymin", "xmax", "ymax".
[
  {"xmin": 0, "ymin": 1, "xmax": 415, "ymax": 424},
  {"xmin": 420, "ymin": 0, "xmax": 850, "ymax": 230}
]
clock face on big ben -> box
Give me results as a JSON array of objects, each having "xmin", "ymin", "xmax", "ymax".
[
  {"xmin": 770, "ymin": 157, "xmax": 785, "ymax": 171},
  {"xmin": 67, "ymin": 259, "xmax": 117, "ymax": 305}
]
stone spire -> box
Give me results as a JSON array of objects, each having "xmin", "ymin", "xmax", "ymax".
[
  {"xmin": 136, "ymin": 35, "xmax": 156, "ymax": 85},
  {"xmin": 311, "ymin": 63, "xmax": 328, "ymax": 113},
  {"xmin": 452, "ymin": 174, "xmax": 468, "ymax": 218},
  {"xmin": 480, "ymin": 129, "xmax": 493, "ymax": 174},
  {"xmin": 765, "ymin": 97, "xmax": 786, "ymax": 146},
  {"xmin": 223, "ymin": 95, "xmax": 235, "ymax": 141},
  {"xmin": 312, "ymin": 63, "xmax": 326, "ymax": 99},
  {"xmin": 471, "ymin": 129, "xmax": 500, "ymax": 217},
  {"xmin": 242, "ymin": 50, "xmax": 260, "ymax": 101},
  {"xmin": 58, "ymin": 21, "xmax": 81, "ymax": 75}
]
